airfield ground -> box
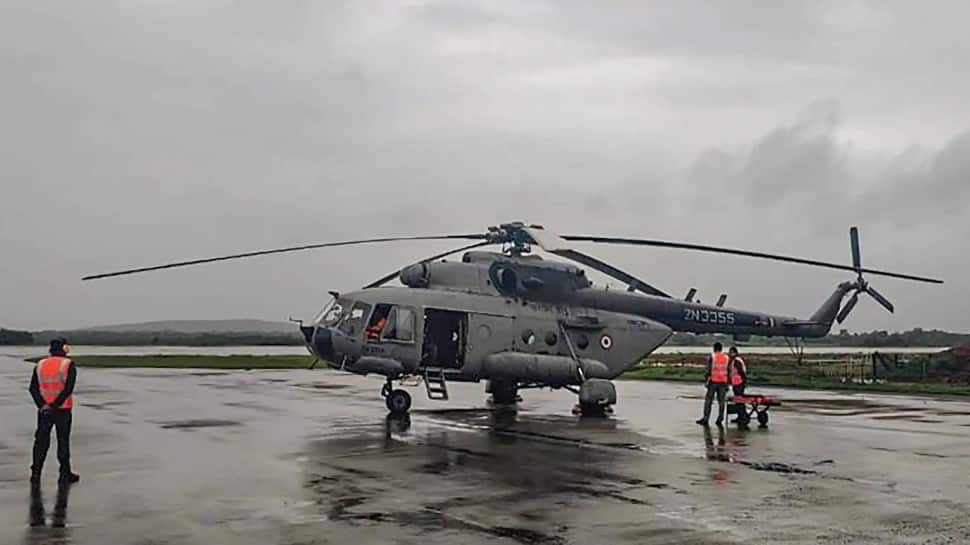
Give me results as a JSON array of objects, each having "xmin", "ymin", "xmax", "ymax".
[{"xmin": 2, "ymin": 354, "xmax": 970, "ymax": 544}]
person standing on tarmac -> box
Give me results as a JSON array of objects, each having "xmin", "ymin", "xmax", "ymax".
[
  {"xmin": 728, "ymin": 346, "xmax": 749, "ymax": 427},
  {"xmin": 729, "ymin": 346, "xmax": 747, "ymax": 397},
  {"xmin": 29, "ymin": 337, "xmax": 80, "ymax": 484},
  {"xmin": 696, "ymin": 342, "xmax": 732, "ymax": 427}
]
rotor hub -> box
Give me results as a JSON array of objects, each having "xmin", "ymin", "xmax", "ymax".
[{"xmin": 487, "ymin": 222, "xmax": 535, "ymax": 256}]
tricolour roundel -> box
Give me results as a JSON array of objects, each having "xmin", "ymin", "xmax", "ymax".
[{"xmin": 600, "ymin": 334, "xmax": 613, "ymax": 350}]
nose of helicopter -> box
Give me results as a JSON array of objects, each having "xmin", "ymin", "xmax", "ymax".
[{"xmin": 301, "ymin": 325, "xmax": 334, "ymax": 362}]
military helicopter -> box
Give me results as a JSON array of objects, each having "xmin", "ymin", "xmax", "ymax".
[{"xmin": 83, "ymin": 222, "xmax": 941, "ymax": 416}]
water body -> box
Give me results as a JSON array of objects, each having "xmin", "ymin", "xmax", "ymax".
[{"xmin": 0, "ymin": 345, "xmax": 949, "ymax": 358}]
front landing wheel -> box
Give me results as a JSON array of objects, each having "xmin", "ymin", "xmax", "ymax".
[{"xmin": 386, "ymin": 389, "xmax": 412, "ymax": 414}]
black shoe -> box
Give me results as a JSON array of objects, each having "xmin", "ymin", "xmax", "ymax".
[
  {"xmin": 58, "ymin": 473, "xmax": 79, "ymax": 484},
  {"xmin": 695, "ymin": 418, "xmax": 709, "ymax": 426}
]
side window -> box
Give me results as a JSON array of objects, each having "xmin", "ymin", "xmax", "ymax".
[{"xmin": 383, "ymin": 306, "xmax": 416, "ymax": 342}]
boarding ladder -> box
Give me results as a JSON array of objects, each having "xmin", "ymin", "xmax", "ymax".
[{"xmin": 423, "ymin": 367, "xmax": 449, "ymax": 401}]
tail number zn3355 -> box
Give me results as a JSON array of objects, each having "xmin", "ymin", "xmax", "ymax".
[{"xmin": 683, "ymin": 308, "xmax": 735, "ymax": 325}]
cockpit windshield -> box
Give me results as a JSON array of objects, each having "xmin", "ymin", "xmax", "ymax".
[
  {"xmin": 314, "ymin": 297, "xmax": 347, "ymax": 327},
  {"xmin": 313, "ymin": 297, "xmax": 374, "ymax": 337}
]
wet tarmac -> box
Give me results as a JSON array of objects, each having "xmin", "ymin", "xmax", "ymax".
[{"xmin": 2, "ymin": 355, "xmax": 970, "ymax": 544}]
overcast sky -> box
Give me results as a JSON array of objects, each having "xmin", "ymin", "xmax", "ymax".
[{"xmin": 2, "ymin": 1, "xmax": 967, "ymax": 332}]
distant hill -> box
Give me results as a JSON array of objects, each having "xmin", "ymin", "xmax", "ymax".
[
  {"xmin": 14, "ymin": 319, "xmax": 303, "ymax": 346},
  {"xmin": 81, "ymin": 319, "xmax": 295, "ymax": 334}
]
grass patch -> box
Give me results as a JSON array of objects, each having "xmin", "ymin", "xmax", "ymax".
[
  {"xmin": 624, "ymin": 352, "xmax": 970, "ymax": 397},
  {"xmin": 24, "ymin": 354, "xmax": 313, "ymax": 370},
  {"xmin": 621, "ymin": 367, "xmax": 970, "ymax": 396}
]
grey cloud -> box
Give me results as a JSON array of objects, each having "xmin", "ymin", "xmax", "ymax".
[{"xmin": 0, "ymin": 1, "xmax": 967, "ymax": 331}]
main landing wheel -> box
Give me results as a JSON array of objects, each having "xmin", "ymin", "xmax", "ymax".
[
  {"xmin": 736, "ymin": 409, "xmax": 751, "ymax": 428},
  {"xmin": 757, "ymin": 410, "xmax": 769, "ymax": 428},
  {"xmin": 573, "ymin": 402, "xmax": 613, "ymax": 418},
  {"xmin": 489, "ymin": 380, "xmax": 519, "ymax": 405},
  {"xmin": 386, "ymin": 389, "xmax": 412, "ymax": 414}
]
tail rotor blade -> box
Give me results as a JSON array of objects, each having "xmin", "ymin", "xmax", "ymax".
[
  {"xmin": 866, "ymin": 285, "xmax": 895, "ymax": 313},
  {"xmin": 850, "ymin": 227, "xmax": 862, "ymax": 271},
  {"xmin": 836, "ymin": 292, "xmax": 859, "ymax": 324}
]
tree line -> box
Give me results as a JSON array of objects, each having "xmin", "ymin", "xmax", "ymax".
[{"xmin": 662, "ymin": 328, "xmax": 970, "ymax": 347}]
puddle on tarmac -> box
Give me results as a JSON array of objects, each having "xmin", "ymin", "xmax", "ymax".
[
  {"xmin": 158, "ymin": 419, "xmax": 243, "ymax": 429},
  {"xmin": 737, "ymin": 461, "xmax": 817, "ymax": 475},
  {"xmin": 293, "ymin": 382, "xmax": 351, "ymax": 390}
]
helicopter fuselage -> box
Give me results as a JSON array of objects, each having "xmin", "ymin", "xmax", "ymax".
[{"xmin": 302, "ymin": 251, "xmax": 842, "ymax": 390}]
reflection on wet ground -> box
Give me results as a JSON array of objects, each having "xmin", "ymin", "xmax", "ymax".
[
  {"xmin": 2, "ymin": 361, "xmax": 970, "ymax": 544},
  {"xmin": 26, "ymin": 481, "xmax": 73, "ymax": 542},
  {"xmin": 300, "ymin": 410, "xmax": 676, "ymax": 544}
]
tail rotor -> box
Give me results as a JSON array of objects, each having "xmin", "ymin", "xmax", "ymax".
[{"xmin": 836, "ymin": 227, "xmax": 894, "ymax": 324}]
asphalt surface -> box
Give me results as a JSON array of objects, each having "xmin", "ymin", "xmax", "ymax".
[{"xmin": 2, "ymin": 355, "xmax": 970, "ymax": 544}]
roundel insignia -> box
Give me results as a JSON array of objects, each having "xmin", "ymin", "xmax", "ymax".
[{"xmin": 600, "ymin": 334, "xmax": 613, "ymax": 350}]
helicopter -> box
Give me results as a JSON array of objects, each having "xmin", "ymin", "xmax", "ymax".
[{"xmin": 83, "ymin": 222, "xmax": 941, "ymax": 416}]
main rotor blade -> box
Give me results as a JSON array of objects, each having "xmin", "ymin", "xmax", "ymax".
[
  {"xmin": 82, "ymin": 234, "xmax": 487, "ymax": 281},
  {"xmin": 866, "ymin": 285, "xmax": 895, "ymax": 313},
  {"xmin": 549, "ymin": 249, "xmax": 671, "ymax": 298},
  {"xmin": 362, "ymin": 240, "xmax": 492, "ymax": 289},
  {"xmin": 561, "ymin": 235, "xmax": 943, "ymax": 284},
  {"xmin": 850, "ymin": 226, "xmax": 862, "ymax": 271}
]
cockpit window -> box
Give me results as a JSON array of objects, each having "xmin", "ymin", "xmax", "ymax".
[{"xmin": 337, "ymin": 301, "xmax": 371, "ymax": 337}]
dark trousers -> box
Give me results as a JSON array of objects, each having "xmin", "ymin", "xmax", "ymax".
[
  {"xmin": 31, "ymin": 409, "xmax": 72, "ymax": 476},
  {"xmin": 731, "ymin": 384, "xmax": 746, "ymax": 422},
  {"xmin": 702, "ymin": 383, "xmax": 728, "ymax": 424}
]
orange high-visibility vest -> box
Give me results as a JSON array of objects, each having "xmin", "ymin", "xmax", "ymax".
[
  {"xmin": 36, "ymin": 356, "xmax": 73, "ymax": 409},
  {"xmin": 365, "ymin": 318, "xmax": 387, "ymax": 340},
  {"xmin": 731, "ymin": 357, "xmax": 746, "ymax": 386},
  {"xmin": 710, "ymin": 352, "xmax": 729, "ymax": 384}
]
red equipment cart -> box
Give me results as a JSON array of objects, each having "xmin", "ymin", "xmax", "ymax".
[{"xmin": 727, "ymin": 394, "xmax": 781, "ymax": 428}]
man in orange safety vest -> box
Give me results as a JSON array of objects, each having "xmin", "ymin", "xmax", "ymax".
[
  {"xmin": 696, "ymin": 342, "xmax": 733, "ymax": 427},
  {"xmin": 729, "ymin": 346, "xmax": 747, "ymax": 396},
  {"xmin": 29, "ymin": 338, "xmax": 80, "ymax": 484}
]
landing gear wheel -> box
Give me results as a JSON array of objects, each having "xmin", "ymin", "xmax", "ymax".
[
  {"xmin": 736, "ymin": 410, "xmax": 751, "ymax": 428},
  {"xmin": 489, "ymin": 380, "xmax": 519, "ymax": 405},
  {"xmin": 757, "ymin": 410, "xmax": 769, "ymax": 428},
  {"xmin": 574, "ymin": 402, "xmax": 611, "ymax": 418},
  {"xmin": 386, "ymin": 389, "xmax": 412, "ymax": 414}
]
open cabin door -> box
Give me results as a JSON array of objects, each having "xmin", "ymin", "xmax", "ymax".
[{"xmin": 421, "ymin": 309, "xmax": 468, "ymax": 369}]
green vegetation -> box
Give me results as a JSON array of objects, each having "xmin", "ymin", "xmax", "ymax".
[
  {"xmin": 16, "ymin": 349, "xmax": 970, "ymax": 398},
  {"xmin": 24, "ymin": 354, "xmax": 313, "ymax": 369},
  {"xmin": 624, "ymin": 350, "xmax": 970, "ymax": 397},
  {"xmin": 668, "ymin": 328, "xmax": 970, "ymax": 347}
]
